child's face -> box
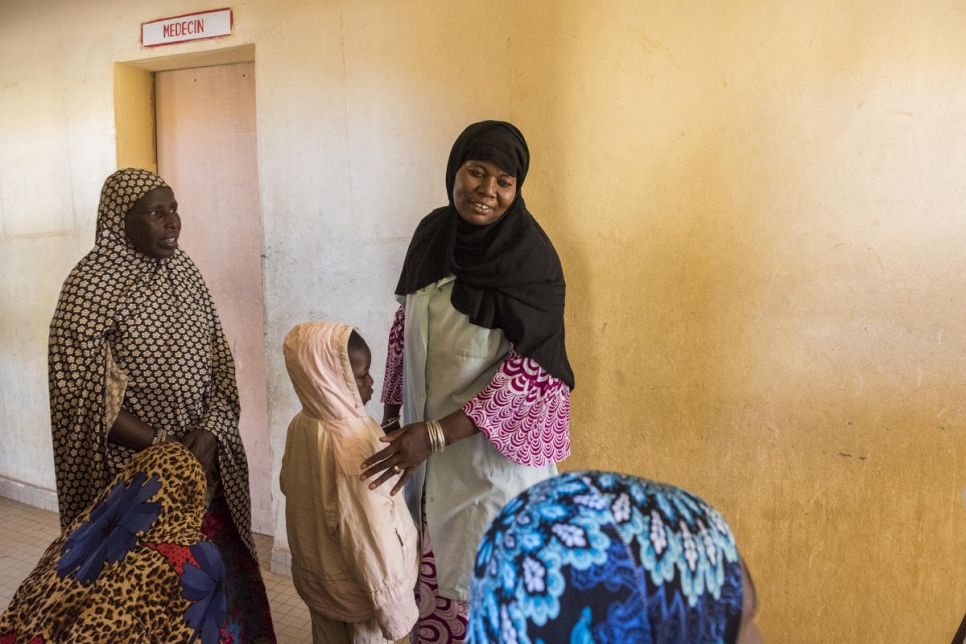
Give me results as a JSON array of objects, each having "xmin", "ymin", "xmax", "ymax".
[{"xmin": 349, "ymin": 344, "xmax": 374, "ymax": 405}]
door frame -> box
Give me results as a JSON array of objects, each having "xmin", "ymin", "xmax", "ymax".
[
  {"xmin": 114, "ymin": 44, "xmax": 255, "ymax": 171},
  {"xmin": 112, "ymin": 44, "xmax": 274, "ymax": 536}
]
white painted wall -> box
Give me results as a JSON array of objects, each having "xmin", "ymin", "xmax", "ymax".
[
  {"xmin": 0, "ymin": 0, "xmax": 496, "ymax": 560},
  {"xmin": 0, "ymin": 1, "xmax": 422, "ymax": 550}
]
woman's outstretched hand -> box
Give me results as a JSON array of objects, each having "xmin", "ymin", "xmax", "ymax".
[{"xmin": 360, "ymin": 422, "xmax": 431, "ymax": 496}]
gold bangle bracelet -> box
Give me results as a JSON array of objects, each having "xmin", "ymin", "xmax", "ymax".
[{"xmin": 426, "ymin": 419, "xmax": 446, "ymax": 453}]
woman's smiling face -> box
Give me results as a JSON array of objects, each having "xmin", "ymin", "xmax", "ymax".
[{"xmin": 452, "ymin": 159, "xmax": 517, "ymax": 226}]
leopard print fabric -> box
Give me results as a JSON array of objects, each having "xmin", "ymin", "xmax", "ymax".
[
  {"xmin": 47, "ymin": 168, "xmax": 256, "ymax": 559},
  {"xmin": 0, "ymin": 442, "xmax": 230, "ymax": 643}
]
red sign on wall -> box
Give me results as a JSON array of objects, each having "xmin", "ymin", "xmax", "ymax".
[{"xmin": 142, "ymin": 8, "xmax": 233, "ymax": 48}]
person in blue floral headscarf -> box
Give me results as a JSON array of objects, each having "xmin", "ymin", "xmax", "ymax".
[{"xmin": 467, "ymin": 471, "xmax": 764, "ymax": 644}]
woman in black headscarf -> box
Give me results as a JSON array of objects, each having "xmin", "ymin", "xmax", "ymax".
[{"xmin": 360, "ymin": 121, "xmax": 574, "ymax": 643}]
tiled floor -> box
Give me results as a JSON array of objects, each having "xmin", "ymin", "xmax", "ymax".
[{"xmin": 0, "ymin": 495, "xmax": 311, "ymax": 642}]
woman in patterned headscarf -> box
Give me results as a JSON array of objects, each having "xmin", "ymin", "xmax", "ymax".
[
  {"xmin": 468, "ymin": 471, "xmax": 764, "ymax": 644},
  {"xmin": 47, "ymin": 168, "xmax": 275, "ymax": 642},
  {"xmin": 360, "ymin": 121, "xmax": 573, "ymax": 642}
]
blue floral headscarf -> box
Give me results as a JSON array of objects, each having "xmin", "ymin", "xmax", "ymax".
[{"xmin": 468, "ymin": 471, "xmax": 744, "ymax": 644}]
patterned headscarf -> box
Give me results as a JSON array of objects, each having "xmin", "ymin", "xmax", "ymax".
[
  {"xmin": 94, "ymin": 166, "xmax": 167, "ymax": 245},
  {"xmin": 468, "ymin": 471, "xmax": 744, "ymax": 644},
  {"xmin": 48, "ymin": 168, "xmax": 255, "ymax": 558}
]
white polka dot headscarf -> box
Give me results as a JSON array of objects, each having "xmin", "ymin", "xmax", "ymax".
[{"xmin": 95, "ymin": 168, "xmax": 168, "ymax": 246}]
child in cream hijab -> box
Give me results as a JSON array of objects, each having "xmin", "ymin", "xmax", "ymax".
[{"xmin": 281, "ymin": 322, "xmax": 418, "ymax": 643}]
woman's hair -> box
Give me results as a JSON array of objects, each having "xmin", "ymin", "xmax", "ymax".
[{"xmin": 468, "ymin": 470, "xmax": 745, "ymax": 644}]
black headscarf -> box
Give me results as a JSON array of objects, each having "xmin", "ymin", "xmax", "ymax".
[{"xmin": 395, "ymin": 121, "xmax": 574, "ymax": 389}]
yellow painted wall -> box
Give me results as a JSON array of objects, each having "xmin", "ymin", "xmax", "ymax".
[
  {"xmin": 543, "ymin": 3, "xmax": 966, "ymax": 640},
  {"xmin": 1, "ymin": 1, "xmax": 964, "ymax": 640},
  {"xmin": 113, "ymin": 64, "xmax": 156, "ymax": 172}
]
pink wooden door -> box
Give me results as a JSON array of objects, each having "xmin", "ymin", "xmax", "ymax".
[{"xmin": 156, "ymin": 63, "xmax": 272, "ymax": 535}]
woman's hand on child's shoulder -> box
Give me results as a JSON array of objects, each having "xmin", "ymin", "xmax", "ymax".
[{"xmin": 360, "ymin": 422, "xmax": 431, "ymax": 495}]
